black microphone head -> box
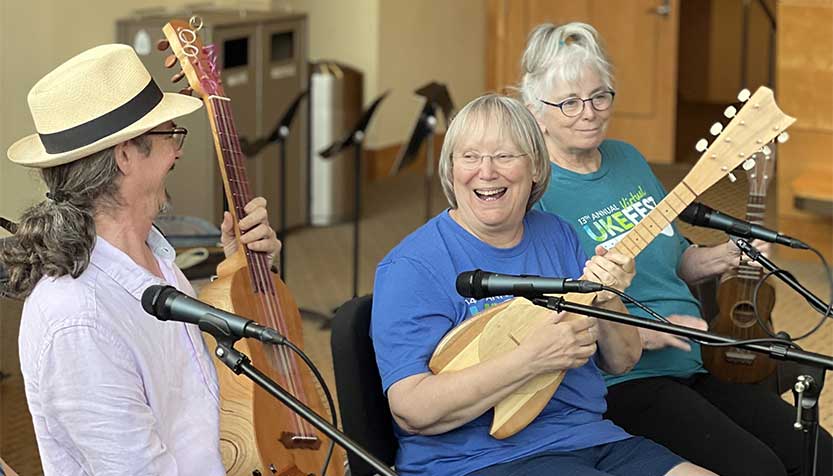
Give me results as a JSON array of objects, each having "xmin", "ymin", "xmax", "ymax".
[
  {"xmin": 679, "ymin": 202, "xmax": 704, "ymax": 225},
  {"xmin": 141, "ymin": 285, "xmax": 174, "ymax": 318},
  {"xmin": 456, "ymin": 270, "xmax": 477, "ymax": 298}
]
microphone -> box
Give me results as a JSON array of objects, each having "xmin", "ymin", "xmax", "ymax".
[
  {"xmin": 679, "ymin": 202, "xmax": 808, "ymax": 249},
  {"xmin": 141, "ymin": 285, "xmax": 285, "ymax": 345},
  {"xmin": 456, "ymin": 269, "xmax": 603, "ymax": 299}
]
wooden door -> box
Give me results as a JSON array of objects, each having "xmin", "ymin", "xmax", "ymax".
[{"xmin": 487, "ymin": 0, "xmax": 680, "ymax": 164}]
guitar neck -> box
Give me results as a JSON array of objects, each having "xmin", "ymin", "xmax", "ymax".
[
  {"xmin": 205, "ymin": 96, "xmax": 272, "ymax": 289},
  {"xmin": 609, "ymin": 181, "xmax": 697, "ymax": 259}
]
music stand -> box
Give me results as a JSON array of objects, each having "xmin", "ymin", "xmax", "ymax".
[
  {"xmin": 320, "ymin": 92, "xmax": 388, "ymax": 300},
  {"xmin": 390, "ymin": 82, "xmax": 454, "ymax": 222},
  {"xmin": 240, "ymin": 90, "xmax": 308, "ymax": 278},
  {"xmin": 241, "ymin": 91, "xmax": 334, "ymax": 325}
]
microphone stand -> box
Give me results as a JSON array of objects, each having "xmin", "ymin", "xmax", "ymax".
[
  {"xmin": 531, "ymin": 295, "xmax": 832, "ymax": 476},
  {"xmin": 733, "ymin": 237, "xmax": 831, "ymax": 317},
  {"xmin": 732, "ymin": 236, "xmax": 831, "ymax": 476},
  {"xmin": 320, "ymin": 93, "xmax": 388, "ymax": 301},
  {"xmin": 212, "ymin": 335, "xmax": 397, "ymax": 476}
]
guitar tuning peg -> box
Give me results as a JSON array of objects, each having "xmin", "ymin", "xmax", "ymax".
[
  {"xmin": 164, "ymin": 54, "xmax": 178, "ymax": 69},
  {"xmin": 742, "ymin": 158, "xmax": 756, "ymax": 171},
  {"xmin": 178, "ymin": 87, "xmax": 194, "ymax": 96},
  {"xmin": 727, "ymin": 172, "xmax": 738, "ymax": 183},
  {"xmin": 171, "ymin": 70, "xmax": 186, "ymax": 83},
  {"xmin": 709, "ymin": 122, "xmax": 724, "ymax": 136},
  {"xmin": 156, "ymin": 39, "xmax": 170, "ymax": 51},
  {"xmin": 777, "ymin": 131, "xmax": 790, "ymax": 143},
  {"xmin": 695, "ymin": 138, "xmax": 709, "ymax": 152},
  {"xmin": 762, "ymin": 145, "xmax": 772, "ymax": 156},
  {"xmin": 737, "ymin": 88, "xmax": 751, "ymax": 102},
  {"xmin": 723, "ymin": 105, "xmax": 737, "ymax": 118}
]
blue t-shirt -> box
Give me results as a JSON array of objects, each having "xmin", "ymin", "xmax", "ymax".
[
  {"xmin": 371, "ymin": 209, "xmax": 630, "ymax": 476},
  {"xmin": 534, "ymin": 139, "xmax": 705, "ymax": 386}
]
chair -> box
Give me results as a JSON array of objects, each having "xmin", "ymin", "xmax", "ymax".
[{"xmin": 331, "ymin": 295, "xmax": 397, "ymax": 476}]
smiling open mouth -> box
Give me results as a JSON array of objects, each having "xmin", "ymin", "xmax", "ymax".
[{"xmin": 475, "ymin": 187, "xmax": 507, "ymax": 201}]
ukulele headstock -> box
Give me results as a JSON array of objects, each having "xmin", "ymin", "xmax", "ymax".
[
  {"xmin": 159, "ymin": 17, "xmax": 225, "ymax": 99},
  {"xmin": 685, "ymin": 87, "xmax": 795, "ymax": 195}
]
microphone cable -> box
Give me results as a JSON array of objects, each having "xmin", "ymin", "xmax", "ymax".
[
  {"xmin": 261, "ymin": 334, "xmax": 338, "ymax": 476},
  {"xmin": 750, "ymin": 244, "xmax": 833, "ymax": 343}
]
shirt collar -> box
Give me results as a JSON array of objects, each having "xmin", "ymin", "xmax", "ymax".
[{"xmin": 90, "ymin": 226, "xmax": 178, "ymax": 301}]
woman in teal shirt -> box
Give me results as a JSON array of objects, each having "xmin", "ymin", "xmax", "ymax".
[{"xmin": 521, "ymin": 21, "xmax": 832, "ymax": 476}]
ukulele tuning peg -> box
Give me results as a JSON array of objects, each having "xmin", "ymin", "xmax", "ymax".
[
  {"xmin": 723, "ymin": 105, "xmax": 737, "ymax": 118},
  {"xmin": 737, "ymin": 88, "xmax": 751, "ymax": 102},
  {"xmin": 727, "ymin": 172, "xmax": 738, "ymax": 183},
  {"xmin": 742, "ymin": 158, "xmax": 756, "ymax": 171},
  {"xmin": 171, "ymin": 70, "xmax": 186, "ymax": 83},
  {"xmin": 156, "ymin": 39, "xmax": 170, "ymax": 51},
  {"xmin": 709, "ymin": 122, "xmax": 724, "ymax": 136},
  {"xmin": 777, "ymin": 131, "xmax": 790, "ymax": 143},
  {"xmin": 695, "ymin": 138, "xmax": 709, "ymax": 152},
  {"xmin": 762, "ymin": 145, "xmax": 772, "ymax": 156},
  {"xmin": 178, "ymin": 87, "xmax": 194, "ymax": 96},
  {"xmin": 164, "ymin": 54, "xmax": 178, "ymax": 69}
]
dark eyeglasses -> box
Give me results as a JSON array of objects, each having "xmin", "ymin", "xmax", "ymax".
[
  {"xmin": 145, "ymin": 127, "xmax": 188, "ymax": 150},
  {"xmin": 539, "ymin": 91, "xmax": 616, "ymax": 117}
]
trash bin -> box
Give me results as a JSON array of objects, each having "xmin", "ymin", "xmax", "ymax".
[{"xmin": 309, "ymin": 62, "xmax": 362, "ymax": 226}]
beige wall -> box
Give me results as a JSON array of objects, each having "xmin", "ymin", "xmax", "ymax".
[
  {"xmin": 0, "ymin": 0, "xmax": 486, "ymax": 226},
  {"xmin": 375, "ymin": 0, "xmax": 485, "ymax": 148},
  {"xmin": 281, "ymin": 0, "xmax": 486, "ymax": 148}
]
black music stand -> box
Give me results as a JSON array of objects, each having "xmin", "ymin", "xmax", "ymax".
[
  {"xmin": 240, "ymin": 90, "xmax": 308, "ymax": 278},
  {"xmin": 320, "ymin": 93, "xmax": 388, "ymax": 301},
  {"xmin": 240, "ymin": 91, "xmax": 332, "ymax": 325},
  {"xmin": 390, "ymin": 83, "xmax": 454, "ymax": 222}
]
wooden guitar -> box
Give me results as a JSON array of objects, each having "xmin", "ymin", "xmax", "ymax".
[
  {"xmin": 702, "ymin": 143, "xmax": 778, "ymax": 383},
  {"xmin": 429, "ymin": 87, "xmax": 795, "ymax": 439},
  {"xmin": 161, "ymin": 17, "xmax": 345, "ymax": 476}
]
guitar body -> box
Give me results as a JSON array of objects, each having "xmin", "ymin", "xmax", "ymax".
[
  {"xmin": 429, "ymin": 86, "xmax": 795, "ymax": 438},
  {"xmin": 703, "ymin": 126, "xmax": 780, "ymax": 385},
  {"xmin": 703, "ymin": 271, "xmax": 777, "ymax": 383},
  {"xmin": 201, "ymin": 253, "xmax": 344, "ymax": 476}
]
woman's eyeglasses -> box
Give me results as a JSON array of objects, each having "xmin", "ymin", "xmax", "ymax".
[
  {"xmin": 451, "ymin": 152, "xmax": 528, "ymax": 170},
  {"xmin": 539, "ymin": 91, "xmax": 615, "ymax": 118}
]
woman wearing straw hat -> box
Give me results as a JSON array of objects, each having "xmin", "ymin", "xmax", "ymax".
[{"xmin": 1, "ymin": 44, "xmax": 280, "ymax": 475}]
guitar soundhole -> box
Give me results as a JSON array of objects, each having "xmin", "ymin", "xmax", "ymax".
[
  {"xmin": 279, "ymin": 432, "xmax": 321, "ymax": 450},
  {"xmin": 730, "ymin": 302, "xmax": 758, "ymax": 328}
]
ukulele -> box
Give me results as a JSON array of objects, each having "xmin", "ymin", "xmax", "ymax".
[
  {"xmin": 161, "ymin": 17, "xmax": 345, "ymax": 476},
  {"xmin": 702, "ymin": 143, "xmax": 778, "ymax": 383},
  {"xmin": 429, "ymin": 87, "xmax": 795, "ymax": 439}
]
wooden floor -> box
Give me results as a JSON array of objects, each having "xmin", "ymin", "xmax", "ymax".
[{"xmin": 1, "ymin": 163, "xmax": 832, "ymax": 474}]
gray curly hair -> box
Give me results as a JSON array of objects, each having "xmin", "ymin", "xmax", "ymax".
[
  {"xmin": 520, "ymin": 22, "xmax": 614, "ymax": 116},
  {"xmin": 438, "ymin": 94, "xmax": 550, "ymax": 211},
  {"xmin": 0, "ymin": 135, "xmax": 153, "ymax": 298}
]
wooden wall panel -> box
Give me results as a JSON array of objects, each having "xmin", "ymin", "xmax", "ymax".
[{"xmin": 776, "ymin": 0, "xmax": 833, "ymax": 261}]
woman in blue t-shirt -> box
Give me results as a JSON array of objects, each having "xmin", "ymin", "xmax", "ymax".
[
  {"xmin": 520, "ymin": 21, "xmax": 832, "ymax": 476},
  {"xmin": 371, "ymin": 94, "xmax": 715, "ymax": 476}
]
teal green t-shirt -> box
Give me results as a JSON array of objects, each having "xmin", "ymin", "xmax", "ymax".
[{"xmin": 534, "ymin": 139, "xmax": 706, "ymax": 386}]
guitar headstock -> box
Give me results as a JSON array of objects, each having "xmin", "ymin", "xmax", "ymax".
[
  {"xmin": 159, "ymin": 17, "xmax": 225, "ymax": 99},
  {"xmin": 685, "ymin": 87, "xmax": 795, "ymax": 195}
]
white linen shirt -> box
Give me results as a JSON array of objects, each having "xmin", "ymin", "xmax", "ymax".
[{"xmin": 18, "ymin": 228, "xmax": 225, "ymax": 475}]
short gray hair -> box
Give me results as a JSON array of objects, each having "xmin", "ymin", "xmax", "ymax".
[
  {"xmin": 520, "ymin": 22, "xmax": 614, "ymax": 115},
  {"xmin": 438, "ymin": 94, "xmax": 550, "ymax": 211}
]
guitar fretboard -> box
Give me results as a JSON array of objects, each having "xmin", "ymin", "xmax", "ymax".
[{"xmin": 609, "ymin": 181, "xmax": 697, "ymax": 259}]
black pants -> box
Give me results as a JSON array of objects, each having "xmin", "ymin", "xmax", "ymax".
[{"xmin": 605, "ymin": 374, "xmax": 833, "ymax": 476}]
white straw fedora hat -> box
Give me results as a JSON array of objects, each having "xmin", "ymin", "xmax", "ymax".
[{"xmin": 8, "ymin": 44, "xmax": 202, "ymax": 168}]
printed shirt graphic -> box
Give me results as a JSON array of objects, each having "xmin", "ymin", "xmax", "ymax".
[
  {"xmin": 535, "ymin": 139, "xmax": 705, "ymax": 387},
  {"xmin": 371, "ymin": 210, "xmax": 629, "ymax": 476}
]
